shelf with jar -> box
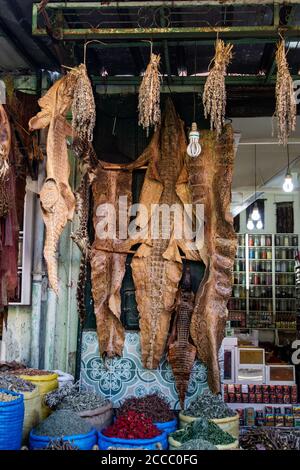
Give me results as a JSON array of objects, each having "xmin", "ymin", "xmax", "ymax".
[{"xmin": 228, "ymin": 234, "xmax": 299, "ymax": 331}]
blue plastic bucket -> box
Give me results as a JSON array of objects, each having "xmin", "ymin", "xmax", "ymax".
[
  {"xmin": 29, "ymin": 428, "xmax": 97, "ymax": 450},
  {"xmin": 98, "ymin": 430, "xmax": 168, "ymax": 450},
  {"xmin": 0, "ymin": 388, "xmax": 24, "ymax": 450},
  {"xmin": 155, "ymin": 418, "xmax": 177, "ymax": 435}
]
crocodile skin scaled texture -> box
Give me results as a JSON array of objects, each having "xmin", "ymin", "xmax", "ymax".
[
  {"xmin": 167, "ymin": 264, "xmax": 196, "ymax": 408},
  {"xmin": 91, "ymin": 165, "xmax": 133, "ymax": 358},
  {"xmin": 29, "ymin": 73, "xmax": 78, "ymax": 293},
  {"xmin": 188, "ymin": 124, "xmax": 237, "ymax": 393},
  {"xmin": 130, "ymin": 99, "xmax": 196, "ymax": 370},
  {"xmin": 0, "ymin": 105, "xmax": 11, "ymax": 217}
]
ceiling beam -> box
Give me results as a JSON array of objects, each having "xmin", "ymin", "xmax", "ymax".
[
  {"xmin": 0, "ymin": 16, "xmax": 38, "ymax": 69},
  {"xmin": 32, "ymin": 2, "xmax": 300, "ymax": 8}
]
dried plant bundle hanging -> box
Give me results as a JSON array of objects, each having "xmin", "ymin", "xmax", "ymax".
[
  {"xmin": 138, "ymin": 53, "xmax": 161, "ymax": 135},
  {"xmin": 72, "ymin": 64, "xmax": 96, "ymax": 143},
  {"xmin": 273, "ymin": 39, "xmax": 296, "ymax": 145},
  {"xmin": 203, "ymin": 39, "xmax": 233, "ymax": 137},
  {"xmin": 0, "ymin": 105, "xmax": 11, "ymax": 180}
]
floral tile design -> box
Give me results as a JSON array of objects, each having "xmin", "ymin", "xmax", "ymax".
[{"xmin": 80, "ymin": 330, "xmax": 209, "ymax": 409}]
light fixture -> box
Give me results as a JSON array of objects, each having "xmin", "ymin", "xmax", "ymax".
[
  {"xmin": 187, "ymin": 122, "xmax": 201, "ymax": 158},
  {"xmin": 247, "ymin": 218, "xmax": 255, "ymax": 230},
  {"xmin": 251, "ymin": 202, "xmax": 261, "ymax": 221},
  {"xmin": 256, "ymin": 220, "xmax": 263, "ymax": 230},
  {"xmin": 283, "ymin": 144, "xmax": 294, "ymax": 192},
  {"xmin": 250, "ymin": 145, "xmax": 261, "ymax": 222}
]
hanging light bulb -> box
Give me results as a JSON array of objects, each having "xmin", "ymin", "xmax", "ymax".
[
  {"xmin": 283, "ymin": 172, "xmax": 294, "ymax": 192},
  {"xmin": 247, "ymin": 218, "xmax": 254, "ymax": 230},
  {"xmin": 256, "ymin": 219, "xmax": 263, "ymax": 230},
  {"xmin": 283, "ymin": 144, "xmax": 294, "ymax": 192},
  {"xmin": 251, "ymin": 202, "xmax": 261, "ymax": 221},
  {"xmin": 187, "ymin": 122, "xmax": 201, "ymax": 158}
]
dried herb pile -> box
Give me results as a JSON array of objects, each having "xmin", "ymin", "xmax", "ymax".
[
  {"xmin": 116, "ymin": 394, "xmax": 175, "ymax": 423},
  {"xmin": 183, "ymin": 390, "xmax": 235, "ymax": 419},
  {"xmin": 170, "ymin": 418, "xmax": 235, "ymax": 446},
  {"xmin": 203, "ymin": 39, "xmax": 233, "ymax": 137},
  {"xmin": 240, "ymin": 428, "xmax": 300, "ymax": 451},
  {"xmin": 33, "ymin": 410, "xmax": 92, "ymax": 437},
  {"xmin": 43, "ymin": 439, "xmax": 80, "ymax": 450},
  {"xmin": 11, "ymin": 368, "xmax": 53, "ymax": 376},
  {"xmin": 0, "ymin": 391, "xmax": 20, "ymax": 402},
  {"xmin": 274, "ymin": 39, "xmax": 296, "ymax": 145},
  {"xmin": 176, "ymin": 438, "xmax": 218, "ymax": 450},
  {"xmin": 44, "ymin": 382, "xmax": 109, "ymax": 412},
  {"xmin": 103, "ymin": 411, "xmax": 162, "ymax": 440},
  {"xmin": 0, "ymin": 374, "xmax": 35, "ymax": 392}
]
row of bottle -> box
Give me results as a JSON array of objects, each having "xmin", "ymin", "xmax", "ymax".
[
  {"xmin": 249, "ymin": 286, "xmax": 272, "ymax": 298},
  {"xmin": 228, "ymin": 298, "xmax": 246, "ymax": 311},
  {"xmin": 275, "ymin": 273, "xmax": 295, "ymax": 286},
  {"xmin": 249, "ymin": 299, "xmax": 273, "ymax": 311},
  {"xmin": 275, "ymin": 313, "xmax": 296, "ymax": 329},
  {"xmin": 248, "ymin": 235, "xmax": 272, "ymax": 247},
  {"xmin": 276, "ymin": 298, "xmax": 296, "ymax": 312},
  {"xmin": 276, "ymin": 286, "xmax": 295, "ymax": 298},
  {"xmin": 232, "ymin": 285, "xmax": 295, "ymax": 299},
  {"xmin": 248, "ymin": 311, "xmax": 274, "ymax": 328},
  {"xmin": 249, "ymin": 248, "xmax": 272, "ymax": 260},
  {"xmin": 249, "ymin": 260, "xmax": 272, "ymax": 273},
  {"xmin": 275, "ymin": 248, "xmax": 296, "ymax": 260},
  {"xmin": 249, "ymin": 273, "xmax": 272, "ymax": 285},
  {"xmin": 275, "ymin": 261, "xmax": 295, "ymax": 272},
  {"xmin": 275, "ymin": 235, "xmax": 298, "ymax": 247}
]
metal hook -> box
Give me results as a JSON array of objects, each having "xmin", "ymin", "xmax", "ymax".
[
  {"xmin": 84, "ymin": 40, "xmax": 108, "ymax": 66},
  {"xmin": 141, "ymin": 40, "xmax": 153, "ymax": 57}
]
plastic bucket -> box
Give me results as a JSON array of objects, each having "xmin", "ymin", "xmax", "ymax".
[
  {"xmin": 155, "ymin": 418, "xmax": 177, "ymax": 435},
  {"xmin": 98, "ymin": 430, "xmax": 168, "ymax": 450},
  {"xmin": 0, "ymin": 389, "xmax": 24, "ymax": 450},
  {"xmin": 18, "ymin": 372, "xmax": 58, "ymax": 419},
  {"xmin": 179, "ymin": 411, "xmax": 239, "ymax": 439},
  {"xmin": 29, "ymin": 428, "xmax": 97, "ymax": 450},
  {"xmin": 22, "ymin": 386, "xmax": 41, "ymax": 444}
]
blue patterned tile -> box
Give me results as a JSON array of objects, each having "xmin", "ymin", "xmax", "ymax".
[{"xmin": 80, "ymin": 331, "xmax": 208, "ymax": 409}]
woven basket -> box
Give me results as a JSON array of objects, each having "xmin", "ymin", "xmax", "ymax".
[
  {"xmin": 179, "ymin": 411, "xmax": 240, "ymax": 439},
  {"xmin": 168, "ymin": 435, "xmax": 239, "ymax": 450},
  {"xmin": 78, "ymin": 402, "xmax": 113, "ymax": 432},
  {"xmin": 0, "ymin": 389, "xmax": 24, "ymax": 450}
]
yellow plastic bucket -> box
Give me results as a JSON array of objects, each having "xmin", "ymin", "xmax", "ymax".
[
  {"xmin": 19, "ymin": 372, "xmax": 58, "ymax": 419},
  {"xmin": 22, "ymin": 387, "xmax": 41, "ymax": 443}
]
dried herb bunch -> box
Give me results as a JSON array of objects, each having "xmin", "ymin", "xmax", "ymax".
[
  {"xmin": 240, "ymin": 428, "xmax": 300, "ymax": 451},
  {"xmin": 116, "ymin": 393, "xmax": 175, "ymax": 423},
  {"xmin": 44, "ymin": 382, "xmax": 109, "ymax": 412},
  {"xmin": 138, "ymin": 53, "xmax": 161, "ymax": 135},
  {"xmin": 274, "ymin": 39, "xmax": 296, "ymax": 145},
  {"xmin": 203, "ymin": 39, "xmax": 233, "ymax": 137},
  {"xmin": 72, "ymin": 64, "xmax": 96, "ymax": 143}
]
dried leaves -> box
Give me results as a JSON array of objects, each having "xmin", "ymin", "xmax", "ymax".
[
  {"xmin": 138, "ymin": 53, "xmax": 161, "ymax": 135},
  {"xmin": 72, "ymin": 64, "xmax": 96, "ymax": 143},
  {"xmin": 274, "ymin": 39, "xmax": 296, "ymax": 145},
  {"xmin": 203, "ymin": 39, "xmax": 233, "ymax": 137}
]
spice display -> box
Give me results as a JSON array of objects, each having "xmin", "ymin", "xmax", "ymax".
[
  {"xmin": 138, "ymin": 53, "xmax": 161, "ymax": 135},
  {"xmin": 203, "ymin": 39, "xmax": 233, "ymax": 137},
  {"xmin": 103, "ymin": 411, "xmax": 161, "ymax": 440},
  {"xmin": 44, "ymin": 439, "xmax": 80, "ymax": 450},
  {"xmin": 240, "ymin": 427, "xmax": 300, "ymax": 450},
  {"xmin": 274, "ymin": 39, "xmax": 296, "ymax": 145},
  {"xmin": 104, "ymin": 99, "xmax": 198, "ymax": 368},
  {"xmin": 44, "ymin": 382, "xmax": 109, "ymax": 412},
  {"xmin": 116, "ymin": 394, "xmax": 175, "ymax": 423},
  {"xmin": 0, "ymin": 391, "xmax": 19, "ymax": 402},
  {"xmin": 33, "ymin": 410, "xmax": 92, "ymax": 437},
  {"xmin": 72, "ymin": 63, "xmax": 96, "ymax": 143},
  {"xmin": 183, "ymin": 390, "xmax": 235, "ymax": 419},
  {"xmin": 91, "ymin": 165, "xmax": 133, "ymax": 357},
  {"xmin": 0, "ymin": 374, "xmax": 35, "ymax": 392},
  {"xmin": 168, "ymin": 264, "xmax": 196, "ymax": 407},
  {"xmin": 188, "ymin": 125, "xmax": 237, "ymax": 393},
  {"xmin": 176, "ymin": 439, "xmax": 218, "ymax": 450},
  {"xmin": 12, "ymin": 368, "xmax": 53, "ymax": 376},
  {"xmin": 29, "ymin": 68, "xmax": 81, "ymax": 293},
  {"xmin": 170, "ymin": 417, "xmax": 235, "ymax": 446}
]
